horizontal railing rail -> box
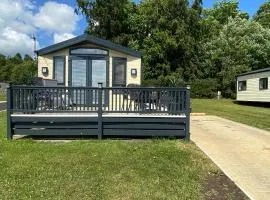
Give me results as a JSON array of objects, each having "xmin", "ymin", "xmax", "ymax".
[{"xmin": 8, "ymin": 85, "xmax": 189, "ymax": 115}]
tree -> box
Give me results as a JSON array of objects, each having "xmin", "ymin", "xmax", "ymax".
[
  {"xmin": 0, "ymin": 53, "xmax": 37, "ymax": 84},
  {"xmin": 24, "ymin": 54, "xmax": 33, "ymax": 61},
  {"xmin": 202, "ymin": 16, "xmax": 270, "ymax": 97},
  {"xmin": 202, "ymin": 0, "xmax": 249, "ymax": 38},
  {"xmin": 76, "ymin": 0, "xmax": 136, "ymax": 46},
  {"xmin": 10, "ymin": 53, "xmax": 23, "ymax": 64},
  {"xmin": 76, "ymin": 0, "xmax": 203, "ymax": 84},
  {"xmin": 75, "ymin": 0, "xmax": 270, "ymax": 98},
  {"xmin": 133, "ymin": 0, "xmax": 203, "ymax": 83},
  {"xmin": 204, "ymin": 0, "xmax": 248, "ymax": 24},
  {"xmin": 11, "ymin": 60, "xmax": 37, "ymax": 85},
  {"xmin": 254, "ymin": 0, "xmax": 270, "ymax": 28}
]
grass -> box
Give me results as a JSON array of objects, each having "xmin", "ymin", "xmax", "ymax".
[
  {"xmin": 192, "ymin": 99, "xmax": 270, "ymax": 130},
  {"xmin": 0, "ymin": 92, "xmax": 5, "ymax": 101},
  {"xmin": 0, "ymin": 111, "xmax": 219, "ymax": 200}
]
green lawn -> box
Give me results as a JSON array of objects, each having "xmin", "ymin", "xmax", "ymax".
[
  {"xmin": 0, "ymin": 93, "xmax": 5, "ymax": 101},
  {"xmin": 192, "ymin": 99, "xmax": 270, "ymax": 130},
  {"xmin": 0, "ymin": 111, "xmax": 219, "ymax": 200}
]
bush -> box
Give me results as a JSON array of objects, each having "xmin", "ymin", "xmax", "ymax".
[
  {"xmin": 191, "ymin": 79, "xmax": 219, "ymax": 98},
  {"xmin": 142, "ymin": 72, "xmax": 186, "ymax": 87},
  {"xmin": 142, "ymin": 79, "xmax": 161, "ymax": 87}
]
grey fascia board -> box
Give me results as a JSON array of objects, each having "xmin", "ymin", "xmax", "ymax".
[
  {"xmin": 85, "ymin": 35, "xmax": 142, "ymax": 57},
  {"xmin": 36, "ymin": 34, "xmax": 142, "ymax": 58},
  {"xmin": 36, "ymin": 34, "xmax": 87, "ymax": 56},
  {"xmin": 236, "ymin": 68, "xmax": 270, "ymax": 77}
]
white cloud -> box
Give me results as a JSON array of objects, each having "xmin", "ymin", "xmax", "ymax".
[
  {"xmin": 0, "ymin": 0, "xmax": 80, "ymax": 56},
  {"xmin": 0, "ymin": 27, "xmax": 36, "ymax": 56},
  {"xmin": 53, "ymin": 33, "xmax": 75, "ymax": 43},
  {"xmin": 34, "ymin": 2, "xmax": 79, "ymax": 34},
  {"xmin": 0, "ymin": 0, "xmax": 37, "ymax": 56}
]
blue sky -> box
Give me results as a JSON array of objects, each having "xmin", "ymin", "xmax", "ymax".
[
  {"xmin": 0, "ymin": 0, "xmax": 267, "ymax": 56},
  {"xmin": 203, "ymin": 0, "xmax": 267, "ymax": 15}
]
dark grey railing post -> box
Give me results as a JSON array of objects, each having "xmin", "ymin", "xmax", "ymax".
[
  {"xmin": 6, "ymin": 85, "xmax": 13, "ymax": 140},
  {"xmin": 185, "ymin": 85, "xmax": 191, "ymax": 141},
  {"xmin": 97, "ymin": 83, "xmax": 103, "ymax": 139}
]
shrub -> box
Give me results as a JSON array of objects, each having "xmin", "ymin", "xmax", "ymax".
[{"xmin": 191, "ymin": 79, "xmax": 219, "ymax": 98}]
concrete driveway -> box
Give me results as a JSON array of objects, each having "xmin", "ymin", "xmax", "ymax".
[
  {"xmin": 191, "ymin": 115, "xmax": 270, "ymax": 200},
  {"xmin": 0, "ymin": 101, "xmax": 6, "ymax": 111}
]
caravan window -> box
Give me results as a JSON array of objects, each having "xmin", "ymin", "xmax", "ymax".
[
  {"xmin": 112, "ymin": 58, "xmax": 127, "ymax": 87},
  {"xmin": 238, "ymin": 81, "xmax": 247, "ymax": 91},
  {"xmin": 259, "ymin": 78, "xmax": 268, "ymax": 90},
  {"xmin": 53, "ymin": 57, "xmax": 65, "ymax": 85}
]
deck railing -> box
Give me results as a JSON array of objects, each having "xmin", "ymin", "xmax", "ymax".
[
  {"xmin": 6, "ymin": 85, "xmax": 190, "ymax": 140},
  {"xmin": 8, "ymin": 85, "xmax": 190, "ymax": 116}
]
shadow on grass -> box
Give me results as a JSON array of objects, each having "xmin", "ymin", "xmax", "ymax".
[
  {"xmin": 234, "ymin": 100, "xmax": 270, "ymax": 108},
  {"xmin": 15, "ymin": 135, "xmax": 186, "ymax": 141}
]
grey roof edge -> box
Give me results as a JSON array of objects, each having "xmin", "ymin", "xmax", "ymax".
[
  {"xmin": 36, "ymin": 34, "xmax": 87, "ymax": 56},
  {"xmin": 36, "ymin": 33, "xmax": 142, "ymax": 58},
  {"xmin": 236, "ymin": 67, "xmax": 270, "ymax": 77}
]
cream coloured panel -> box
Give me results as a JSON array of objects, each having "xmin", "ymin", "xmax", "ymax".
[
  {"xmin": 109, "ymin": 49, "xmax": 141, "ymax": 87},
  {"xmin": 38, "ymin": 45, "xmax": 141, "ymax": 87},
  {"xmin": 237, "ymin": 71, "xmax": 270, "ymax": 102},
  {"xmin": 38, "ymin": 49, "xmax": 69, "ymax": 85}
]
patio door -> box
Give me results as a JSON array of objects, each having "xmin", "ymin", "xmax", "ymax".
[
  {"xmin": 91, "ymin": 59, "xmax": 107, "ymax": 104},
  {"xmin": 70, "ymin": 57, "xmax": 108, "ymax": 105}
]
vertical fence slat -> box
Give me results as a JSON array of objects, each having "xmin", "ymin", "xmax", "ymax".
[
  {"xmin": 98, "ymin": 84, "xmax": 103, "ymax": 139},
  {"xmin": 6, "ymin": 86, "xmax": 13, "ymax": 139},
  {"xmin": 185, "ymin": 87, "xmax": 190, "ymax": 141}
]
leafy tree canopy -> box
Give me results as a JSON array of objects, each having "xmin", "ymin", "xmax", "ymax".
[
  {"xmin": 202, "ymin": 0, "xmax": 249, "ymax": 38},
  {"xmin": 202, "ymin": 16, "xmax": 270, "ymax": 97},
  {"xmin": 254, "ymin": 0, "xmax": 270, "ymax": 28},
  {"xmin": 76, "ymin": 0, "xmax": 136, "ymax": 46},
  {"xmin": 0, "ymin": 53, "xmax": 37, "ymax": 85},
  {"xmin": 62, "ymin": 0, "xmax": 270, "ymax": 98}
]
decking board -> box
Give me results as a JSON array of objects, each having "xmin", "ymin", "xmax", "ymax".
[{"xmin": 11, "ymin": 114, "xmax": 186, "ymax": 138}]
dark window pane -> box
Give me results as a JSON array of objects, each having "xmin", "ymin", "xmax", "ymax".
[
  {"xmin": 54, "ymin": 57, "xmax": 65, "ymax": 84},
  {"xmin": 71, "ymin": 60, "xmax": 86, "ymax": 86},
  {"xmin": 71, "ymin": 59, "xmax": 87, "ymax": 104},
  {"xmin": 238, "ymin": 81, "xmax": 246, "ymax": 91},
  {"xmin": 70, "ymin": 48, "xmax": 108, "ymax": 55},
  {"xmin": 113, "ymin": 58, "xmax": 126, "ymax": 86},
  {"xmin": 259, "ymin": 78, "xmax": 268, "ymax": 90}
]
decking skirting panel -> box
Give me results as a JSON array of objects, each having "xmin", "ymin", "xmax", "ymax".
[{"xmin": 11, "ymin": 115, "xmax": 186, "ymax": 138}]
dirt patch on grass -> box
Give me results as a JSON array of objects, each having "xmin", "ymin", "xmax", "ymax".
[{"xmin": 204, "ymin": 172, "xmax": 250, "ymax": 200}]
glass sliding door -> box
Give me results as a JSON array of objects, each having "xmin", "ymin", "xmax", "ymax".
[
  {"xmin": 91, "ymin": 59, "xmax": 107, "ymax": 104},
  {"xmin": 71, "ymin": 59, "xmax": 87, "ymax": 105},
  {"xmin": 71, "ymin": 59, "xmax": 87, "ymax": 87},
  {"xmin": 70, "ymin": 57, "xmax": 108, "ymax": 106}
]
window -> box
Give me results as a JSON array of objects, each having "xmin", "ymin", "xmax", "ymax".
[
  {"xmin": 70, "ymin": 48, "xmax": 108, "ymax": 55},
  {"xmin": 259, "ymin": 78, "xmax": 268, "ymax": 90},
  {"xmin": 238, "ymin": 81, "xmax": 247, "ymax": 91},
  {"xmin": 53, "ymin": 57, "xmax": 65, "ymax": 85},
  {"xmin": 112, "ymin": 58, "xmax": 126, "ymax": 87}
]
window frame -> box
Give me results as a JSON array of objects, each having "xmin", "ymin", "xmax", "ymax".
[
  {"xmin": 112, "ymin": 57, "xmax": 127, "ymax": 87},
  {"xmin": 70, "ymin": 47, "xmax": 109, "ymax": 56},
  {"xmin": 53, "ymin": 56, "xmax": 66, "ymax": 85},
  {"xmin": 259, "ymin": 77, "xmax": 268, "ymax": 90},
  {"xmin": 238, "ymin": 80, "xmax": 247, "ymax": 91}
]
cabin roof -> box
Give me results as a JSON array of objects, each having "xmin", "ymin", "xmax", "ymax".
[
  {"xmin": 36, "ymin": 34, "xmax": 142, "ymax": 58},
  {"xmin": 236, "ymin": 67, "xmax": 270, "ymax": 77}
]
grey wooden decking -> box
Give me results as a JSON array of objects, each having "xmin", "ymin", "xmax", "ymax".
[{"xmin": 10, "ymin": 113, "xmax": 187, "ymax": 138}]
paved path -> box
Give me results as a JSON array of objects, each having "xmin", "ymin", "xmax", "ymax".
[
  {"xmin": 191, "ymin": 115, "xmax": 270, "ymax": 200},
  {"xmin": 0, "ymin": 101, "xmax": 6, "ymax": 111}
]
